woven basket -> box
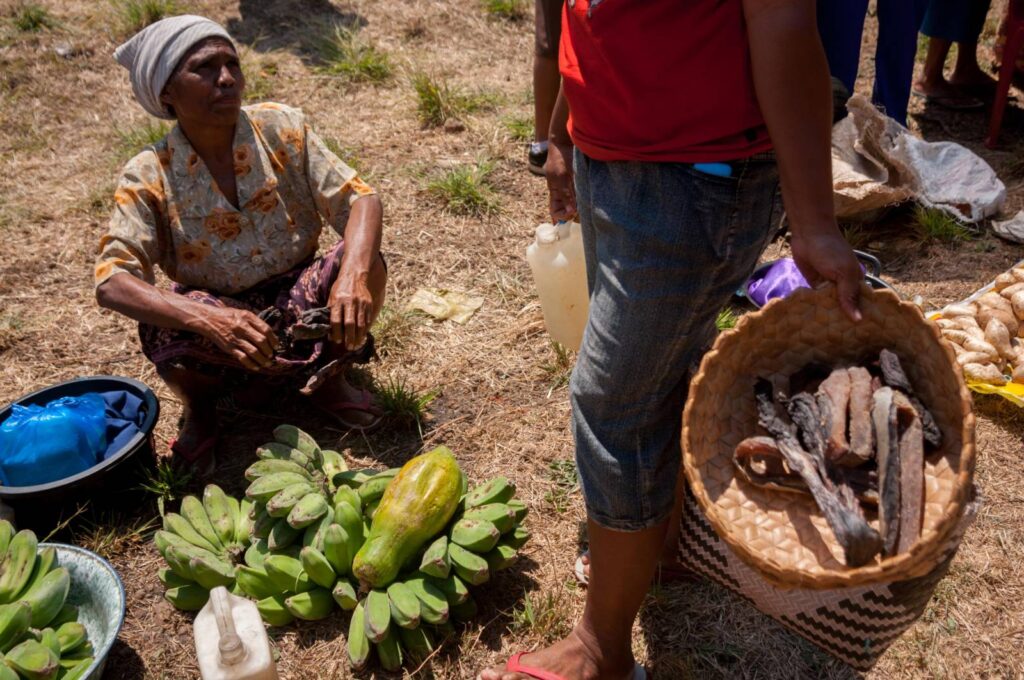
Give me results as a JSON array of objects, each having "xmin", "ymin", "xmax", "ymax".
[{"xmin": 682, "ymin": 284, "xmax": 975, "ymax": 589}]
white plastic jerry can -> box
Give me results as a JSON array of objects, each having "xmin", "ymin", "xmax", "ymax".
[
  {"xmin": 195, "ymin": 586, "xmax": 279, "ymax": 680},
  {"xmin": 526, "ymin": 221, "xmax": 590, "ymax": 352}
]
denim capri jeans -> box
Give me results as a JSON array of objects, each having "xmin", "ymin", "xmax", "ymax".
[{"xmin": 570, "ymin": 148, "xmax": 781, "ymax": 531}]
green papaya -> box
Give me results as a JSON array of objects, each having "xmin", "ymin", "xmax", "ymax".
[{"xmin": 352, "ymin": 447, "xmax": 463, "ymax": 588}]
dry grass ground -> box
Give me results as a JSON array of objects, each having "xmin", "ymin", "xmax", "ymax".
[{"xmin": 1, "ymin": 0, "xmax": 1023, "ymax": 678}]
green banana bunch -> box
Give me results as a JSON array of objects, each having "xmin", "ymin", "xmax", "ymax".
[
  {"xmin": 0, "ymin": 530, "xmax": 38, "ymax": 605},
  {"xmin": 4, "ymin": 639, "xmax": 58, "ymax": 680},
  {"xmin": 434, "ymin": 477, "xmax": 531, "ymax": 591},
  {"xmin": 336, "ymin": 473, "xmax": 532, "ymax": 671},
  {"xmin": 0, "ymin": 522, "xmax": 95, "ymax": 678},
  {"xmin": 243, "ymin": 426, "xmax": 341, "ymax": 555},
  {"xmin": 155, "ymin": 485, "xmax": 252, "ymax": 612},
  {"xmin": 347, "ymin": 591, "xmax": 452, "ymax": 672},
  {"xmin": 150, "ymin": 424, "xmax": 537, "ymax": 671}
]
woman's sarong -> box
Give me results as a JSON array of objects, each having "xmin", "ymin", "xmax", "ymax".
[{"xmin": 139, "ymin": 240, "xmax": 372, "ymax": 393}]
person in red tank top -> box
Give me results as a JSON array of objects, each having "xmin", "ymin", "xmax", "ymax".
[{"xmin": 481, "ymin": 2, "xmax": 863, "ymax": 679}]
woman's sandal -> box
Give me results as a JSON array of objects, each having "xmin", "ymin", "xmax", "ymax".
[
  {"xmin": 314, "ymin": 387, "xmax": 385, "ymax": 434},
  {"xmin": 170, "ymin": 432, "xmax": 218, "ymax": 479},
  {"xmin": 500, "ymin": 652, "xmax": 648, "ymax": 680}
]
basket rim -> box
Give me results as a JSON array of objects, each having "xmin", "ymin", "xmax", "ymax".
[{"xmin": 682, "ymin": 284, "xmax": 976, "ymax": 589}]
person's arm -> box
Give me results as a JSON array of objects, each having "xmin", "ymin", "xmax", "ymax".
[
  {"xmin": 96, "ymin": 273, "xmax": 279, "ymax": 370},
  {"xmin": 544, "ymin": 83, "xmax": 577, "ymax": 222},
  {"xmin": 743, "ymin": 0, "xmax": 862, "ymax": 321},
  {"xmin": 330, "ymin": 194, "xmax": 383, "ymax": 350},
  {"xmin": 302, "ymin": 124, "xmax": 384, "ymax": 350}
]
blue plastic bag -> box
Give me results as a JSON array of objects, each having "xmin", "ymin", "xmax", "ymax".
[{"xmin": 0, "ymin": 394, "xmax": 107, "ymax": 486}]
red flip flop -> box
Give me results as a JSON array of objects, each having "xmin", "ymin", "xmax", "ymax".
[
  {"xmin": 503, "ymin": 653, "xmax": 648, "ymax": 680},
  {"xmin": 504, "ymin": 653, "xmax": 568, "ymax": 680},
  {"xmin": 314, "ymin": 387, "xmax": 384, "ymax": 433}
]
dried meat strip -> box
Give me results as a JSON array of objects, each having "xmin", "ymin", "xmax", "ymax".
[
  {"xmin": 755, "ymin": 380, "xmax": 882, "ymax": 567},
  {"xmin": 872, "ymin": 387, "xmax": 903, "ymax": 556},
  {"xmin": 816, "ymin": 368, "xmax": 852, "ymax": 463},
  {"xmin": 846, "ymin": 367, "xmax": 875, "ymax": 465},
  {"xmin": 892, "ymin": 391, "xmax": 924, "ymax": 553},
  {"xmin": 734, "ymin": 436, "xmax": 878, "ymax": 505},
  {"xmin": 878, "ymin": 349, "xmax": 942, "ymax": 448},
  {"xmin": 784, "ymin": 392, "xmax": 831, "ymax": 484}
]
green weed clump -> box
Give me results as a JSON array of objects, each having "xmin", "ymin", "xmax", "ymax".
[
  {"xmin": 375, "ymin": 375, "xmax": 437, "ymax": 433},
  {"xmin": 111, "ymin": 0, "xmax": 180, "ymax": 36},
  {"xmin": 544, "ymin": 458, "xmax": 579, "ymax": 514},
  {"xmin": 115, "ymin": 120, "xmax": 171, "ymax": 159},
  {"xmin": 14, "ymin": 3, "xmax": 54, "ymax": 32},
  {"xmin": 239, "ymin": 48, "xmax": 278, "ymax": 103},
  {"xmin": 370, "ymin": 306, "xmax": 416, "ymax": 357},
  {"xmin": 503, "ymin": 114, "xmax": 533, "ymax": 142},
  {"xmin": 912, "ymin": 205, "xmax": 973, "ymax": 244},
  {"xmin": 511, "ymin": 587, "xmax": 575, "ymax": 642},
  {"xmin": 427, "ymin": 161, "xmax": 499, "ymax": 216},
  {"xmin": 484, "ymin": 0, "xmax": 528, "ymax": 21},
  {"xmin": 317, "ymin": 26, "xmax": 392, "ymax": 83},
  {"xmin": 715, "ymin": 308, "xmax": 738, "ymax": 332},
  {"xmin": 413, "ymin": 73, "xmax": 494, "ymax": 128},
  {"xmin": 540, "ymin": 341, "xmax": 573, "ymax": 392},
  {"xmin": 139, "ymin": 460, "xmax": 192, "ymax": 504}
]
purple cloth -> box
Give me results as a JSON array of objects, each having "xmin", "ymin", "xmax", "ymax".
[
  {"xmin": 746, "ymin": 258, "xmax": 868, "ymax": 307},
  {"xmin": 746, "ymin": 259, "xmax": 811, "ymax": 307}
]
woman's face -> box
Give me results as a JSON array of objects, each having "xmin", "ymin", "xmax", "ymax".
[{"xmin": 160, "ymin": 38, "xmax": 245, "ymax": 128}]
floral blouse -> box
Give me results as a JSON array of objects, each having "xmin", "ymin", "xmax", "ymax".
[{"xmin": 95, "ymin": 103, "xmax": 375, "ymax": 295}]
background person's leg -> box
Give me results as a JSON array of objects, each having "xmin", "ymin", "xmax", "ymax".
[
  {"xmin": 816, "ymin": 0, "xmax": 870, "ymax": 93},
  {"xmin": 917, "ymin": 0, "xmax": 993, "ymax": 103},
  {"xmin": 874, "ymin": 0, "xmax": 930, "ymax": 124},
  {"xmin": 950, "ymin": 0, "xmax": 996, "ymax": 91}
]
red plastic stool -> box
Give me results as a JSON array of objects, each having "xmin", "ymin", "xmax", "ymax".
[{"xmin": 986, "ymin": 0, "xmax": 1024, "ymax": 148}]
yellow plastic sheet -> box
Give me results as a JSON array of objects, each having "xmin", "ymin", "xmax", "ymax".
[{"xmin": 966, "ymin": 381, "xmax": 1024, "ymax": 406}]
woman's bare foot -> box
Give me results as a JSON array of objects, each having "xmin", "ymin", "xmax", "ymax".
[
  {"xmin": 477, "ymin": 627, "xmax": 635, "ymax": 680},
  {"xmin": 309, "ymin": 373, "xmax": 381, "ymax": 429}
]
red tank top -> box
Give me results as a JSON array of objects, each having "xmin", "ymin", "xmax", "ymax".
[{"xmin": 559, "ymin": 0, "xmax": 773, "ymax": 163}]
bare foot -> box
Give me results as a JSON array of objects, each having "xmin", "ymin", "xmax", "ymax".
[
  {"xmin": 913, "ymin": 77, "xmax": 983, "ymax": 109},
  {"xmin": 309, "ymin": 373, "xmax": 381, "ymax": 428},
  {"xmin": 949, "ymin": 69, "xmax": 997, "ymax": 96},
  {"xmin": 477, "ymin": 627, "xmax": 635, "ymax": 680}
]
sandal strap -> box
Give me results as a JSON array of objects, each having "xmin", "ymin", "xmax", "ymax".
[
  {"xmin": 506, "ymin": 653, "xmax": 569, "ymax": 680},
  {"xmin": 318, "ymin": 388, "xmax": 384, "ymax": 417},
  {"xmin": 170, "ymin": 434, "xmax": 218, "ymax": 464}
]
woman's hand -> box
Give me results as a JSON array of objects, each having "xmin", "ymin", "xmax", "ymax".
[
  {"xmin": 545, "ymin": 140, "xmax": 577, "ymax": 222},
  {"xmin": 329, "ymin": 270, "xmax": 374, "ymax": 351},
  {"xmin": 199, "ymin": 307, "xmax": 280, "ymax": 371}
]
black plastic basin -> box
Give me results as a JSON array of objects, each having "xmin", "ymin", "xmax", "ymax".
[{"xmin": 0, "ymin": 376, "xmax": 160, "ymax": 520}]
